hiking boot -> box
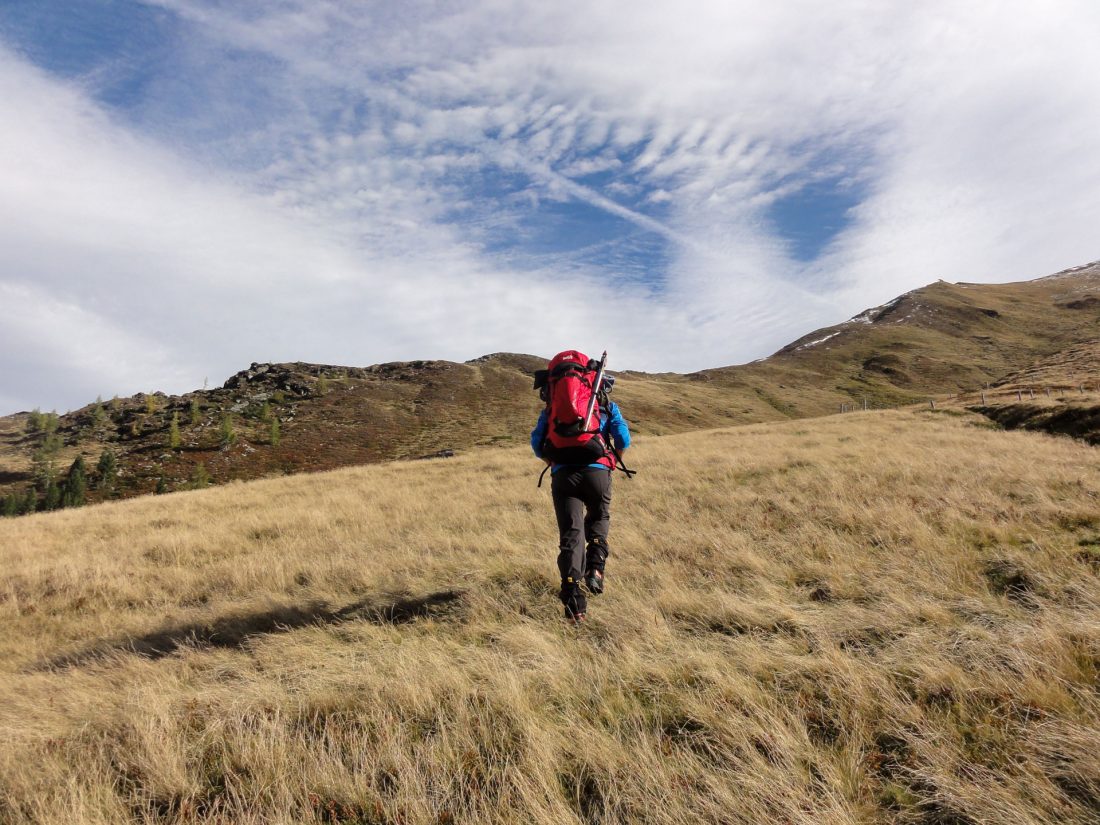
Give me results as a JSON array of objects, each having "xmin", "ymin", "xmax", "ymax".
[
  {"xmin": 585, "ymin": 538, "xmax": 609, "ymax": 593},
  {"xmin": 584, "ymin": 568, "xmax": 604, "ymax": 595},
  {"xmin": 561, "ymin": 581, "xmax": 587, "ymax": 624}
]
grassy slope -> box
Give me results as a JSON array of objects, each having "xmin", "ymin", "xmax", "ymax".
[
  {"xmin": 703, "ymin": 264, "xmax": 1100, "ymax": 407},
  {"xmin": 938, "ymin": 340, "xmax": 1100, "ymax": 445},
  {"xmin": 2, "ymin": 410, "xmax": 1099, "ymax": 824},
  {"xmin": 987, "ymin": 339, "xmax": 1100, "ymax": 392}
]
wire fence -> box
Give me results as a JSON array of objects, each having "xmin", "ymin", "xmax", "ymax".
[{"xmin": 837, "ymin": 382, "xmax": 1098, "ymax": 414}]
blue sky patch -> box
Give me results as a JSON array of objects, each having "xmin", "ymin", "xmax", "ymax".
[
  {"xmin": 0, "ymin": 0, "xmax": 178, "ymax": 92},
  {"xmin": 767, "ymin": 174, "xmax": 865, "ymax": 262}
]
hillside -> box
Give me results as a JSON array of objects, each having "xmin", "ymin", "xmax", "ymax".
[
  {"xmin": 1, "ymin": 261, "xmax": 1097, "ymax": 511},
  {"xmin": 1, "ymin": 410, "xmax": 1098, "ymax": 823},
  {"xmin": 952, "ymin": 340, "xmax": 1100, "ymax": 446},
  {"xmin": 700, "ymin": 260, "xmax": 1100, "ymax": 401}
]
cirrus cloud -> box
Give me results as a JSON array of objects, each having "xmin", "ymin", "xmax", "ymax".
[{"xmin": 1, "ymin": 0, "xmax": 1099, "ymax": 413}]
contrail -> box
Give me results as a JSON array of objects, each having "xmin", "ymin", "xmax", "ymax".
[
  {"xmin": 496, "ymin": 147, "xmax": 839, "ymax": 310},
  {"xmin": 139, "ymin": 0, "xmax": 838, "ymax": 314}
]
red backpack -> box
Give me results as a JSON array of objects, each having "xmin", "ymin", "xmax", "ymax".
[{"xmin": 534, "ymin": 350, "xmax": 609, "ymax": 466}]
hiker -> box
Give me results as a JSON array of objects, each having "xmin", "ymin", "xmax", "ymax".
[{"xmin": 531, "ymin": 351, "xmax": 632, "ymax": 623}]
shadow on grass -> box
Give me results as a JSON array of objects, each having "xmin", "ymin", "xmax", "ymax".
[
  {"xmin": 40, "ymin": 589, "xmax": 465, "ymax": 670},
  {"xmin": 970, "ymin": 403, "xmax": 1100, "ymax": 445}
]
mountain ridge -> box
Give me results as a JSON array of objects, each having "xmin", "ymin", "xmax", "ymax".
[{"xmin": 2, "ymin": 260, "xmax": 1098, "ymax": 510}]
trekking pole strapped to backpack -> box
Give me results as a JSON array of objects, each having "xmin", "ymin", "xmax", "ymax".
[{"xmin": 582, "ymin": 350, "xmax": 608, "ymax": 434}]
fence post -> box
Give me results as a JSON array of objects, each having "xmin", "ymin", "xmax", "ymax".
[
  {"xmin": 981, "ymin": 391, "xmax": 986, "ymax": 404},
  {"xmin": 1029, "ymin": 388, "xmax": 1035, "ymax": 399},
  {"xmin": 1045, "ymin": 387, "xmax": 1050, "ymax": 397},
  {"xmin": 929, "ymin": 400, "xmax": 936, "ymax": 410},
  {"xmin": 1016, "ymin": 390, "xmax": 1022, "ymax": 401}
]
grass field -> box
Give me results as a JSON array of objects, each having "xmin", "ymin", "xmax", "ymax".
[{"xmin": 2, "ymin": 409, "xmax": 1099, "ymax": 824}]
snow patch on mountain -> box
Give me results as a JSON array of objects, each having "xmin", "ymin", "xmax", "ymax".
[
  {"xmin": 797, "ymin": 331, "xmax": 841, "ymax": 350},
  {"xmin": 847, "ymin": 296, "xmax": 902, "ymax": 325}
]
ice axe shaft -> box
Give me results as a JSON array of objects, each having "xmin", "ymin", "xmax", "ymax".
[{"xmin": 583, "ymin": 351, "xmax": 608, "ymax": 432}]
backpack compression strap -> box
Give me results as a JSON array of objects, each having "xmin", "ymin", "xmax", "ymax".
[
  {"xmin": 599, "ymin": 402, "xmax": 636, "ymax": 479},
  {"xmin": 611, "ymin": 445, "xmax": 637, "ymax": 479},
  {"xmin": 536, "ymin": 405, "xmax": 636, "ymax": 487}
]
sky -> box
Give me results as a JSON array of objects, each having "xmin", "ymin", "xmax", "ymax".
[{"xmin": 1, "ymin": 1, "xmax": 1099, "ymax": 414}]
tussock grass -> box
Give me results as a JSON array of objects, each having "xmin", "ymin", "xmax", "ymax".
[{"xmin": 2, "ymin": 410, "xmax": 1099, "ymax": 824}]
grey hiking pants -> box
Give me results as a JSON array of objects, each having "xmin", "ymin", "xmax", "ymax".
[{"xmin": 551, "ymin": 467, "xmax": 612, "ymax": 586}]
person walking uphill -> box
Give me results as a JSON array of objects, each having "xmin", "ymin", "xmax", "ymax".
[{"xmin": 531, "ymin": 350, "xmax": 633, "ymax": 624}]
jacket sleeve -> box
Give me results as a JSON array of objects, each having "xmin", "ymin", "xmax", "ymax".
[
  {"xmin": 606, "ymin": 402, "xmax": 631, "ymax": 451},
  {"xmin": 531, "ymin": 409, "xmax": 549, "ymax": 458}
]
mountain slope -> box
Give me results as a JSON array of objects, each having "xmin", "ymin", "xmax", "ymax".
[
  {"xmin": 2, "ymin": 410, "xmax": 1098, "ymax": 824},
  {"xmin": 1, "ymin": 261, "xmax": 1097, "ymax": 509},
  {"xmin": 702, "ymin": 260, "xmax": 1100, "ymax": 401},
  {"xmin": 952, "ymin": 339, "xmax": 1100, "ymax": 445}
]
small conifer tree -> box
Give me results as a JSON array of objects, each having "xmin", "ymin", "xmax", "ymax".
[
  {"xmin": 31, "ymin": 434, "xmax": 62, "ymax": 490},
  {"xmin": 317, "ymin": 376, "xmax": 328, "ymax": 395},
  {"xmin": 43, "ymin": 479, "xmax": 61, "ymax": 511},
  {"xmin": 26, "ymin": 408, "xmax": 44, "ymax": 434},
  {"xmin": 270, "ymin": 417, "xmax": 280, "ymax": 446},
  {"xmin": 41, "ymin": 432, "xmax": 62, "ymax": 455},
  {"xmin": 220, "ymin": 415, "xmax": 237, "ymax": 447},
  {"xmin": 155, "ymin": 477, "xmax": 169, "ymax": 495},
  {"xmin": 190, "ymin": 397, "xmax": 201, "ymax": 426},
  {"xmin": 2, "ymin": 494, "xmax": 17, "ymax": 517},
  {"xmin": 259, "ymin": 402, "xmax": 272, "ymax": 422},
  {"xmin": 20, "ymin": 489, "xmax": 37, "ymax": 514},
  {"xmin": 96, "ymin": 449, "xmax": 118, "ymax": 490},
  {"xmin": 191, "ymin": 463, "xmax": 211, "ymax": 488},
  {"xmin": 62, "ymin": 456, "xmax": 87, "ymax": 508},
  {"xmin": 144, "ymin": 394, "xmax": 158, "ymax": 415},
  {"xmin": 169, "ymin": 412, "xmax": 182, "ymax": 449},
  {"xmin": 92, "ymin": 401, "xmax": 107, "ymax": 427}
]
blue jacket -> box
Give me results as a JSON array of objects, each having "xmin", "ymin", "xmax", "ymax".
[{"xmin": 531, "ymin": 400, "xmax": 631, "ymax": 473}]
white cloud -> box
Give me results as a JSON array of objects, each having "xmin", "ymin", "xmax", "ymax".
[
  {"xmin": 0, "ymin": 281, "xmax": 186, "ymax": 411},
  {"xmin": 3, "ymin": 1, "xmax": 1100, "ymax": 413},
  {"xmin": 814, "ymin": 1, "xmax": 1100, "ymax": 305},
  {"xmin": 0, "ymin": 43, "xmax": 704, "ymax": 411},
  {"xmin": 157, "ymin": 1, "xmax": 1099, "ymax": 271},
  {"xmin": 0, "ymin": 49, "xmax": 557, "ymax": 408}
]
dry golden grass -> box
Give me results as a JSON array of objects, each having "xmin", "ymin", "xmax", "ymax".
[
  {"xmin": 2, "ymin": 410, "xmax": 1099, "ymax": 824},
  {"xmin": 0, "ymin": 414, "xmax": 33, "ymax": 482},
  {"xmin": 935, "ymin": 341, "xmax": 1100, "ymax": 445},
  {"xmin": 936, "ymin": 339, "xmax": 1099, "ymax": 405},
  {"xmin": 991, "ymin": 340, "xmax": 1100, "ymax": 393}
]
